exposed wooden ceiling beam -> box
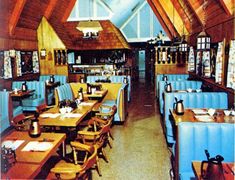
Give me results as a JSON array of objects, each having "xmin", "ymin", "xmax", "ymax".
[
  {"xmin": 171, "ymin": 0, "xmax": 191, "ymax": 34},
  {"xmin": 149, "ymin": 0, "xmax": 180, "ymax": 39},
  {"xmin": 9, "ymin": 0, "xmax": 27, "ymax": 36},
  {"xmin": 184, "ymin": 0, "xmax": 203, "ymax": 26},
  {"xmin": 61, "ymin": 0, "xmax": 77, "ymax": 22},
  {"xmin": 147, "ymin": 0, "xmax": 173, "ymax": 39},
  {"xmin": 218, "ymin": 0, "xmax": 232, "ymax": 15},
  {"xmin": 44, "ymin": 0, "xmax": 59, "ymax": 19}
]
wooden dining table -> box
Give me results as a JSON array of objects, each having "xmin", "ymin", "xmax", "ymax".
[
  {"xmin": 1, "ymin": 131, "xmax": 66, "ymax": 179},
  {"xmin": 83, "ymin": 89, "xmax": 108, "ymax": 102},
  {"xmin": 38, "ymin": 100, "xmax": 98, "ymax": 127},
  {"xmin": 192, "ymin": 161, "xmax": 235, "ymax": 180},
  {"xmin": 10, "ymin": 89, "xmax": 35, "ymax": 106}
]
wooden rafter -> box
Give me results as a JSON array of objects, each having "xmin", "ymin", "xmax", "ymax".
[
  {"xmin": 61, "ymin": 0, "xmax": 77, "ymax": 22},
  {"xmin": 44, "ymin": 0, "xmax": 59, "ymax": 19},
  {"xmin": 147, "ymin": 0, "xmax": 173, "ymax": 39},
  {"xmin": 9, "ymin": 0, "xmax": 27, "ymax": 36},
  {"xmin": 218, "ymin": 0, "xmax": 232, "ymax": 15},
  {"xmin": 171, "ymin": 0, "xmax": 191, "ymax": 33},
  {"xmin": 184, "ymin": 0, "xmax": 203, "ymax": 26},
  {"xmin": 148, "ymin": 0, "xmax": 180, "ymax": 39}
]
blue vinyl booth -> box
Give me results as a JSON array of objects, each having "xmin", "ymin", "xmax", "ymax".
[
  {"xmin": 178, "ymin": 122, "xmax": 234, "ymax": 180},
  {"xmin": 164, "ymin": 92, "xmax": 228, "ymax": 144},
  {"xmin": 86, "ymin": 75, "xmax": 131, "ymax": 102},
  {"xmin": 158, "ymin": 81, "xmax": 202, "ymax": 114},
  {"xmin": 12, "ymin": 81, "xmax": 46, "ymax": 111},
  {"xmin": 156, "ymin": 74, "xmax": 189, "ymax": 98}
]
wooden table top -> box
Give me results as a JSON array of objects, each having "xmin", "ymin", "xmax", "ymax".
[
  {"xmin": 38, "ymin": 100, "xmax": 97, "ymax": 127},
  {"xmin": 1, "ymin": 131, "xmax": 66, "ymax": 164},
  {"xmin": 10, "ymin": 89, "xmax": 35, "ymax": 97},
  {"xmin": 1, "ymin": 163, "xmax": 41, "ymax": 179},
  {"xmin": 170, "ymin": 109, "xmax": 235, "ymax": 126},
  {"xmin": 84, "ymin": 89, "xmax": 108, "ymax": 98},
  {"xmin": 192, "ymin": 161, "xmax": 235, "ymax": 180}
]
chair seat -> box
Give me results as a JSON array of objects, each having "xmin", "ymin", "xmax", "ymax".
[{"xmin": 102, "ymin": 100, "xmax": 116, "ymax": 106}]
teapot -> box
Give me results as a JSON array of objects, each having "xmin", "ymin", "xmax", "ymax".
[
  {"xmin": 174, "ymin": 97, "xmax": 184, "ymax": 115},
  {"xmin": 21, "ymin": 81, "xmax": 28, "ymax": 92},
  {"xmin": 165, "ymin": 82, "xmax": 172, "ymax": 92},
  {"xmin": 50, "ymin": 75, "xmax": 55, "ymax": 83},
  {"xmin": 87, "ymin": 83, "xmax": 92, "ymax": 94},
  {"xmin": 78, "ymin": 87, "xmax": 84, "ymax": 102},
  {"xmin": 29, "ymin": 113, "xmax": 41, "ymax": 138},
  {"xmin": 201, "ymin": 150, "xmax": 225, "ymax": 180}
]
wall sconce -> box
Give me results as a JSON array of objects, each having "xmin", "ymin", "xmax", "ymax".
[
  {"xmin": 9, "ymin": 49, "xmax": 16, "ymax": 58},
  {"xmin": 40, "ymin": 48, "xmax": 47, "ymax": 58}
]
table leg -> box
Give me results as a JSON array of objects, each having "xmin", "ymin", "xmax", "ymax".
[{"xmin": 62, "ymin": 141, "xmax": 66, "ymax": 157}]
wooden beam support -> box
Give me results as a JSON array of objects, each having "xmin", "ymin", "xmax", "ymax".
[
  {"xmin": 147, "ymin": 0, "xmax": 173, "ymax": 39},
  {"xmin": 218, "ymin": 0, "xmax": 232, "ymax": 15},
  {"xmin": 148, "ymin": 0, "xmax": 180, "ymax": 39},
  {"xmin": 184, "ymin": 0, "xmax": 203, "ymax": 26},
  {"xmin": 9, "ymin": 0, "xmax": 27, "ymax": 36},
  {"xmin": 61, "ymin": 0, "xmax": 77, "ymax": 22},
  {"xmin": 44, "ymin": 0, "xmax": 59, "ymax": 19},
  {"xmin": 171, "ymin": 0, "xmax": 191, "ymax": 33}
]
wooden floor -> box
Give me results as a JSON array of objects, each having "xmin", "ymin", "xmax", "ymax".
[{"xmin": 36, "ymin": 79, "xmax": 172, "ymax": 179}]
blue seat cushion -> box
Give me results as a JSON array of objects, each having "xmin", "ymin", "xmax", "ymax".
[
  {"xmin": 102, "ymin": 100, "xmax": 116, "ymax": 106},
  {"xmin": 179, "ymin": 172, "xmax": 196, "ymax": 180},
  {"xmin": 13, "ymin": 106, "xmax": 23, "ymax": 117},
  {"xmin": 0, "ymin": 116, "xmax": 10, "ymax": 134},
  {"xmin": 22, "ymin": 97, "xmax": 45, "ymax": 107}
]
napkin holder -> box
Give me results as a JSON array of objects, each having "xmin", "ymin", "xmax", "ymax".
[{"xmin": 1, "ymin": 146, "xmax": 16, "ymax": 173}]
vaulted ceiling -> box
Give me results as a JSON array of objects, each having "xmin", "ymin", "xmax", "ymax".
[{"xmin": 0, "ymin": 0, "xmax": 234, "ymax": 48}]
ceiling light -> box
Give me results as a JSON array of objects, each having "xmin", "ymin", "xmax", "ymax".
[{"xmin": 76, "ymin": 21, "xmax": 103, "ymax": 38}]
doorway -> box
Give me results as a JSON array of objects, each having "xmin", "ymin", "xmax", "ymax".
[{"xmin": 138, "ymin": 50, "xmax": 145, "ymax": 80}]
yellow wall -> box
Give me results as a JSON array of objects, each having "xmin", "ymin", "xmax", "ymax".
[{"xmin": 37, "ymin": 17, "xmax": 68, "ymax": 76}]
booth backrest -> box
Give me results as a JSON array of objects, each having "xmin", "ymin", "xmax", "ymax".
[
  {"xmin": 178, "ymin": 122, "xmax": 234, "ymax": 180},
  {"xmin": 0, "ymin": 91, "xmax": 13, "ymax": 134},
  {"xmin": 39, "ymin": 75, "xmax": 67, "ymax": 85},
  {"xmin": 158, "ymin": 81, "xmax": 202, "ymax": 114},
  {"xmin": 164, "ymin": 92, "xmax": 228, "ymax": 144},
  {"xmin": 55, "ymin": 83, "xmax": 74, "ymax": 105},
  {"xmin": 86, "ymin": 75, "xmax": 131, "ymax": 101},
  {"xmin": 156, "ymin": 74, "xmax": 189, "ymax": 98}
]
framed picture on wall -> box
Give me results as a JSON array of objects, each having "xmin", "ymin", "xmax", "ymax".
[{"xmin": 21, "ymin": 51, "xmax": 33, "ymax": 74}]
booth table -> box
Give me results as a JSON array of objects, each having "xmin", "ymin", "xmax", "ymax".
[
  {"xmin": 192, "ymin": 161, "xmax": 235, "ymax": 180},
  {"xmin": 10, "ymin": 89, "xmax": 35, "ymax": 106},
  {"xmin": 1, "ymin": 131, "xmax": 66, "ymax": 179}
]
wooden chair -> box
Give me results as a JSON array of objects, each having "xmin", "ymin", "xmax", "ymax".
[
  {"xmin": 76, "ymin": 113, "xmax": 114, "ymax": 176},
  {"xmin": 11, "ymin": 113, "xmax": 34, "ymax": 131},
  {"xmin": 48, "ymin": 142, "xmax": 97, "ymax": 180}
]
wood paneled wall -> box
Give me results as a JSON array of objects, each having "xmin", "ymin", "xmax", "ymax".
[{"xmin": 37, "ymin": 17, "xmax": 68, "ymax": 76}]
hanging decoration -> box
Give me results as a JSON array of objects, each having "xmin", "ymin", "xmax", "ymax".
[
  {"xmin": 3, "ymin": 51, "xmax": 12, "ymax": 79},
  {"xmin": 202, "ymin": 51, "xmax": 210, "ymax": 77},
  {"xmin": 33, "ymin": 51, "xmax": 40, "ymax": 73},
  {"xmin": 215, "ymin": 41, "xmax": 224, "ymax": 84},
  {"xmin": 188, "ymin": 47, "xmax": 195, "ymax": 72},
  {"xmin": 15, "ymin": 51, "xmax": 22, "ymax": 77},
  {"xmin": 226, "ymin": 40, "xmax": 235, "ymax": 89}
]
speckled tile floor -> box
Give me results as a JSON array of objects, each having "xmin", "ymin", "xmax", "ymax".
[{"xmin": 92, "ymin": 80, "xmax": 172, "ymax": 180}]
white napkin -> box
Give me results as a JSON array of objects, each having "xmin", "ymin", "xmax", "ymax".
[
  {"xmin": 195, "ymin": 115, "xmax": 214, "ymax": 122},
  {"xmin": 192, "ymin": 109, "xmax": 208, "ymax": 115},
  {"xmin": 63, "ymin": 113, "xmax": 82, "ymax": 118},
  {"xmin": 79, "ymin": 102, "xmax": 94, "ymax": 106},
  {"xmin": 22, "ymin": 141, "xmax": 53, "ymax": 152},
  {"xmin": 40, "ymin": 113, "xmax": 60, "ymax": 118},
  {"xmin": 1, "ymin": 140, "xmax": 25, "ymax": 150}
]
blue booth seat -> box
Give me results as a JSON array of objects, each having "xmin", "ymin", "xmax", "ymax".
[
  {"xmin": 39, "ymin": 75, "xmax": 68, "ymax": 85},
  {"xmin": 178, "ymin": 122, "xmax": 234, "ymax": 180},
  {"xmin": 156, "ymin": 74, "xmax": 189, "ymax": 98},
  {"xmin": 55, "ymin": 83, "xmax": 74, "ymax": 103},
  {"xmin": 86, "ymin": 75, "xmax": 131, "ymax": 102},
  {"xmin": 12, "ymin": 81, "xmax": 46, "ymax": 111},
  {"xmin": 158, "ymin": 81, "xmax": 202, "ymax": 114},
  {"xmin": 164, "ymin": 92, "xmax": 228, "ymax": 144},
  {"xmin": 0, "ymin": 91, "xmax": 13, "ymax": 134}
]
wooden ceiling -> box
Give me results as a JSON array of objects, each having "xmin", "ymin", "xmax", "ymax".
[{"xmin": 0, "ymin": 0, "xmax": 234, "ymax": 48}]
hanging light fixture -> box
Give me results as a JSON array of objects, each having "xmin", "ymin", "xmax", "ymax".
[
  {"xmin": 40, "ymin": 18, "xmax": 46, "ymax": 58},
  {"xmin": 197, "ymin": 0, "xmax": 210, "ymax": 50},
  {"xmin": 76, "ymin": 0, "xmax": 103, "ymax": 39}
]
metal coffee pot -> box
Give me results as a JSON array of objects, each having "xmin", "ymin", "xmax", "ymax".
[
  {"xmin": 165, "ymin": 82, "xmax": 172, "ymax": 92},
  {"xmin": 201, "ymin": 150, "xmax": 225, "ymax": 180},
  {"xmin": 174, "ymin": 97, "xmax": 184, "ymax": 115},
  {"xmin": 29, "ymin": 114, "xmax": 41, "ymax": 138},
  {"xmin": 162, "ymin": 75, "xmax": 168, "ymax": 81}
]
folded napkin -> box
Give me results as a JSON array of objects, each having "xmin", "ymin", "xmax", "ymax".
[
  {"xmin": 1, "ymin": 140, "xmax": 25, "ymax": 150},
  {"xmin": 192, "ymin": 109, "xmax": 208, "ymax": 115},
  {"xmin": 22, "ymin": 141, "xmax": 53, "ymax": 152},
  {"xmin": 79, "ymin": 102, "xmax": 94, "ymax": 106},
  {"xmin": 195, "ymin": 115, "xmax": 214, "ymax": 122},
  {"xmin": 40, "ymin": 113, "xmax": 60, "ymax": 118},
  {"xmin": 63, "ymin": 113, "xmax": 82, "ymax": 118}
]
